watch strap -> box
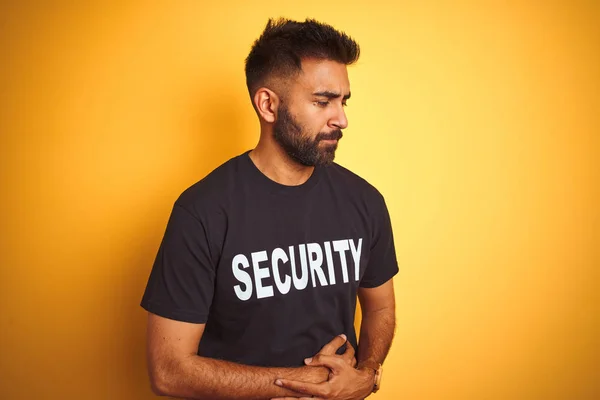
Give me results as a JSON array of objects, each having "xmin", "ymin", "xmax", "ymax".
[{"xmin": 358, "ymin": 361, "xmax": 382, "ymax": 393}]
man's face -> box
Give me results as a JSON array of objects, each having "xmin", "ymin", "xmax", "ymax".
[{"xmin": 273, "ymin": 59, "xmax": 350, "ymax": 167}]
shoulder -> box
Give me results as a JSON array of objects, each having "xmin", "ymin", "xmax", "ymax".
[
  {"xmin": 324, "ymin": 162, "xmax": 385, "ymax": 203},
  {"xmin": 173, "ymin": 152, "xmax": 245, "ymax": 217}
]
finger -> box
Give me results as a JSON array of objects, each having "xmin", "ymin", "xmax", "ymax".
[
  {"xmin": 351, "ymin": 356, "xmax": 357, "ymax": 368},
  {"xmin": 271, "ymin": 398, "xmax": 324, "ymax": 400},
  {"xmin": 305, "ymin": 354, "xmax": 346, "ymax": 373},
  {"xmin": 341, "ymin": 340, "xmax": 355, "ymax": 364},
  {"xmin": 317, "ymin": 334, "xmax": 347, "ymax": 356},
  {"xmin": 275, "ymin": 379, "xmax": 328, "ymax": 398}
]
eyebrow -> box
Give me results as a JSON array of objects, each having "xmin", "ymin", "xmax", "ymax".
[{"xmin": 312, "ymin": 91, "xmax": 351, "ymax": 100}]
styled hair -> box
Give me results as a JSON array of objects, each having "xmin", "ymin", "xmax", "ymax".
[{"xmin": 244, "ymin": 18, "xmax": 360, "ymax": 97}]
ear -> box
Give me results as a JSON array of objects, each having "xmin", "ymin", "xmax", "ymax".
[{"xmin": 253, "ymin": 87, "xmax": 280, "ymax": 123}]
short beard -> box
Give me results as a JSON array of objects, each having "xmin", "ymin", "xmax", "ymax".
[{"xmin": 273, "ymin": 106, "xmax": 343, "ymax": 167}]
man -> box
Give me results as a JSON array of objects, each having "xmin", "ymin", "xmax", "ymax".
[{"xmin": 141, "ymin": 18, "xmax": 398, "ymax": 400}]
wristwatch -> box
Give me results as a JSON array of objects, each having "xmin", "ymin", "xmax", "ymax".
[{"xmin": 358, "ymin": 361, "xmax": 382, "ymax": 393}]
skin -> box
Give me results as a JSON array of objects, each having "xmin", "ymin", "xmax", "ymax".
[
  {"xmin": 146, "ymin": 58, "xmax": 396, "ymax": 400},
  {"xmin": 147, "ymin": 318, "xmax": 355, "ymax": 399}
]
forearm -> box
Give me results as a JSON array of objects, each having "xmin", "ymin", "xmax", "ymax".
[
  {"xmin": 154, "ymin": 354, "xmax": 328, "ymax": 400},
  {"xmin": 356, "ymin": 306, "xmax": 396, "ymax": 366}
]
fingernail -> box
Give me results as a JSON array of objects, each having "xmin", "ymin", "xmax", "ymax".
[
  {"xmin": 304, "ymin": 357, "xmax": 312, "ymax": 364},
  {"xmin": 275, "ymin": 379, "xmax": 282, "ymax": 386},
  {"xmin": 340, "ymin": 334, "xmax": 347, "ymax": 340}
]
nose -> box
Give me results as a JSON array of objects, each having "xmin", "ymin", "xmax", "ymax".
[{"xmin": 329, "ymin": 105, "xmax": 348, "ymax": 130}]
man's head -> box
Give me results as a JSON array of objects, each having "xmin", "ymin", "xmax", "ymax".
[{"xmin": 245, "ymin": 18, "xmax": 360, "ymax": 166}]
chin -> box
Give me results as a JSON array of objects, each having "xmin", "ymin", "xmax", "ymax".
[{"xmin": 316, "ymin": 151, "xmax": 336, "ymax": 166}]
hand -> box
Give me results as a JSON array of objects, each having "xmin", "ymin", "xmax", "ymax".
[
  {"xmin": 297, "ymin": 334, "xmax": 357, "ymax": 384},
  {"xmin": 313, "ymin": 334, "xmax": 357, "ymax": 369},
  {"xmin": 273, "ymin": 354, "xmax": 374, "ymax": 400}
]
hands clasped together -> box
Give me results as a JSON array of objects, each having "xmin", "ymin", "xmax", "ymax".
[{"xmin": 272, "ymin": 334, "xmax": 374, "ymax": 400}]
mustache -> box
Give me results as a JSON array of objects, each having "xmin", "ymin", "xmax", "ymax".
[{"xmin": 315, "ymin": 129, "xmax": 343, "ymax": 141}]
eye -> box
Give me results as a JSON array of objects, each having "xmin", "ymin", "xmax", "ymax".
[
  {"xmin": 342, "ymin": 101, "xmax": 348, "ymax": 107},
  {"xmin": 315, "ymin": 101, "xmax": 329, "ymax": 107}
]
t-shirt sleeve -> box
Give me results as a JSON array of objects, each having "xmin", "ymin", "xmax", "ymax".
[
  {"xmin": 140, "ymin": 203, "xmax": 216, "ymax": 323},
  {"xmin": 359, "ymin": 192, "xmax": 399, "ymax": 288}
]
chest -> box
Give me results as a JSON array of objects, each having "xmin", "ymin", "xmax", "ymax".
[{"xmin": 213, "ymin": 191, "xmax": 373, "ymax": 303}]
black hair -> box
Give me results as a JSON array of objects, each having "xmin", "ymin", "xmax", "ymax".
[{"xmin": 244, "ymin": 18, "xmax": 360, "ymax": 97}]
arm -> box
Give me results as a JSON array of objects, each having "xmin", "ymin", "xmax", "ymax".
[
  {"xmin": 147, "ymin": 312, "xmax": 330, "ymax": 400},
  {"xmin": 356, "ymin": 278, "xmax": 396, "ymax": 369}
]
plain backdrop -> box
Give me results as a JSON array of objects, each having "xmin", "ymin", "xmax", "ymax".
[{"xmin": 1, "ymin": 1, "xmax": 598, "ymax": 399}]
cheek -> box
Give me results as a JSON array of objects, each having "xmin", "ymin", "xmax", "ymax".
[
  {"xmin": 292, "ymin": 103, "xmax": 330, "ymax": 135},
  {"xmin": 308, "ymin": 110, "xmax": 331, "ymax": 133}
]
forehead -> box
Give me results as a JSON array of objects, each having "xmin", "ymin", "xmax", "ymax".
[{"xmin": 293, "ymin": 58, "xmax": 350, "ymax": 94}]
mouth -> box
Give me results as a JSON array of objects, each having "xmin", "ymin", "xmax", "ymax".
[{"xmin": 320, "ymin": 139, "xmax": 338, "ymax": 144}]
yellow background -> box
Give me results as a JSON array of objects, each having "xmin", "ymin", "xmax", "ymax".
[{"xmin": 1, "ymin": 1, "xmax": 598, "ymax": 399}]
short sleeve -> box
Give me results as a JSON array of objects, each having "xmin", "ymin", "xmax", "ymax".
[
  {"xmin": 359, "ymin": 193, "xmax": 399, "ymax": 288},
  {"xmin": 140, "ymin": 203, "xmax": 216, "ymax": 323}
]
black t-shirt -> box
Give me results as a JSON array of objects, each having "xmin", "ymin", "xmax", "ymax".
[{"xmin": 141, "ymin": 150, "xmax": 398, "ymax": 367}]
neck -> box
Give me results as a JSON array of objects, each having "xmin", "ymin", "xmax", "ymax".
[{"xmin": 249, "ymin": 138, "xmax": 315, "ymax": 186}]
